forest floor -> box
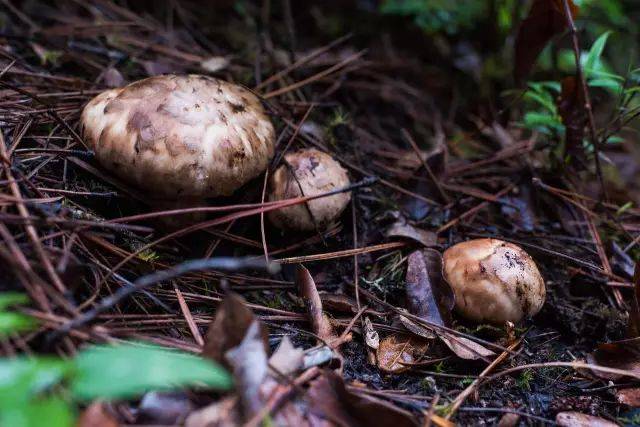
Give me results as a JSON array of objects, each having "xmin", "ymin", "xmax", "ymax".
[{"xmin": 1, "ymin": 1, "xmax": 640, "ymax": 426}]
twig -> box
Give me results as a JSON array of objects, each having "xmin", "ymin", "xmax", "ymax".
[
  {"xmin": 48, "ymin": 257, "xmax": 279, "ymax": 342},
  {"xmin": 446, "ymin": 337, "xmax": 523, "ymax": 419},
  {"xmin": 561, "ymin": 0, "xmax": 607, "ymax": 201},
  {"xmin": 401, "ymin": 128, "xmax": 449, "ymax": 203}
]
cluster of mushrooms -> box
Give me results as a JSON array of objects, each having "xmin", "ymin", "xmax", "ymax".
[
  {"xmin": 80, "ymin": 74, "xmax": 351, "ymax": 231},
  {"xmin": 80, "ymin": 74, "xmax": 545, "ymax": 326}
]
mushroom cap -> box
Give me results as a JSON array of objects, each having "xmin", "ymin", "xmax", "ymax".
[
  {"xmin": 267, "ymin": 148, "xmax": 351, "ymax": 231},
  {"xmin": 442, "ymin": 238, "xmax": 545, "ymax": 324},
  {"xmin": 80, "ymin": 75, "xmax": 275, "ymax": 198}
]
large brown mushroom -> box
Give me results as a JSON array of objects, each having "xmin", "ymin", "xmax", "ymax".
[
  {"xmin": 267, "ymin": 148, "xmax": 351, "ymax": 231},
  {"xmin": 442, "ymin": 238, "xmax": 545, "ymax": 324},
  {"xmin": 80, "ymin": 75, "xmax": 275, "ymax": 208}
]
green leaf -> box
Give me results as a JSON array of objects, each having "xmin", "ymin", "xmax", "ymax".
[
  {"xmin": 584, "ymin": 31, "xmax": 611, "ymax": 78},
  {"xmin": 524, "ymin": 91, "xmax": 556, "ymax": 114},
  {"xmin": 0, "ymin": 313, "xmax": 37, "ymax": 336},
  {"xmin": 617, "ymin": 201, "xmax": 634, "ymax": 215},
  {"xmin": 71, "ymin": 342, "xmax": 232, "ymax": 400},
  {"xmin": 0, "ymin": 398, "xmax": 74, "ymax": 427},
  {"xmin": 528, "ymin": 81, "xmax": 561, "ymax": 94},
  {"xmin": 0, "ymin": 358, "xmax": 71, "ymax": 406},
  {"xmin": 522, "ymin": 112, "xmax": 563, "ymax": 135},
  {"xmin": 589, "ymin": 78, "xmax": 622, "ymax": 93},
  {"xmin": 0, "ymin": 293, "xmax": 29, "ymax": 311}
]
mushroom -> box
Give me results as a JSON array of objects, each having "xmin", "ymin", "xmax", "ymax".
[
  {"xmin": 267, "ymin": 148, "xmax": 350, "ymax": 231},
  {"xmin": 80, "ymin": 74, "xmax": 275, "ymax": 214},
  {"xmin": 442, "ymin": 238, "xmax": 545, "ymax": 324}
]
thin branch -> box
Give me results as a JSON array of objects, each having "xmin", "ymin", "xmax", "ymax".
[{"xmin": 561, "ymin": 0, "xmax": 607, "ymax": 201}]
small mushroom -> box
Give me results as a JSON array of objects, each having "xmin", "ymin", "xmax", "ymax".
[
  {"xmin": 80, "ymin": 74, "xmax": 275, "ymax": 208},
  {"xmin": 268, "ymin": 148, "xmax": 350, "ymax": 231},
  {"xmin": 442, "ymin": 238, "xmax": 545, "ymax": 324}
]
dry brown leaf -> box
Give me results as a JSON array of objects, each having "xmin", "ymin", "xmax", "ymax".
[
  {"xmin": 202, "ymin": 292, "xmax": 269, "ymax": 369},
  {"xmin": 376, "ymin": 334, "xmax": 429, "ymax": 373},
  {"xmin": 363, "ymin": 316, "xmax": 380, "ymax": 350},
  {"xmin": 306, "ymin": 371, "xmax": 417, "ymax": 427},
  {"xmin": 405, "ymin": 249, "xmax": 453, "ymax": 327},
  {"xmin": 138, "ymin": 391, "xmax": 194, "ymax": 425},
  {"xmin": 184, "ymin": 396, "xmax": 239, "ymax": 427},
  {"xmin": 438, "ymin": 333, "xmax": 495, "ymax": 361},
  {"xmin": 616, "ymin": 388, "xmax": 640, "ymax": 407},
  {"xmin": 497, "ymin": 413, "xmax": 521, "ymax": 427},
  {"xmin": 78, "ymin": 401, "xmax": 119, "ymax": 427},
  {"xmin": 399, "ymin": 312, "xmax": 436, "ymax": 339},
  {"xmin": 297, "ymin": 264, "xmax": 337, "ymax": 344},
  {"xmin": 386, "ymin": 221, "xmax": 437, "ymax": 248},
  {"xmin": 225, "ymin": 321, "xmax": 269, "ymax": 420},
  {"xmin": 269, "ymin": 336, "xmax": 305, "ymax": 376},
  {"xmin": 588, "ymin": 341, "xmax": 640, "ymax": 380},
  {"xmin": 320, "ymin": 292, "xmax": 358, "ymax": 313},
  {"xmin": 555, "ymin": 411, "xmax": 618, "ymax": 427}
]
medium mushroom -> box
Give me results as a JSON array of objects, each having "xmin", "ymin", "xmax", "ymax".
[
  {"xmin": 442, "ymin": 238, "xmax": 545, "ymax": 324},
  {"xmin": 80, "ymin": 74, "xmax": 275, "ymax": 214},
  {"xmin": 267, "ymin": 148, "xmax": 350, "ymax": 231}
]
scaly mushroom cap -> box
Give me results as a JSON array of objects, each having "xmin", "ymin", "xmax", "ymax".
[
  {"xmin": 80, "ymin": 75, "xmax": 275, "ymax": 198},
  {"xmin": 268, "ymin": 148, "xmax": 351, "ymax": 231},
  {"xmin": 442, "ymin": 238, "xmax": 545, "ymax": 324}
]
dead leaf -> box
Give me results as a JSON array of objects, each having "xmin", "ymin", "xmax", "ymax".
[
  {"xmin": 200, "ymin": 56, "xmax": 230, "ymax": 73},
  {"xmin": 386, "ymin": 221, "xmax": 437, "ymax": 248},
  {"xmin": 296, "ymin": 264, "xmax": 337, "ymax": 344},
  {"xmin": 399, "ymin": 313, "xmax": 436, "ymax": 339},
  {"xmin": 588, "ymin": 341, "xmax": 640, "ymax": 380},
  {"xmin": 401, "ymin": 250, "xmax": 492, "ymax": 361},
  {"xmin": 376, "ymin": 334, "xmax": 429, "ymax": 373},
  {"xmin": 616, "ymin": 388, "xmax": 640, "ymax": 407},
  {"xmin": 363, "ymin": 317, "xmax": 380, "ymax": 350},
  {"xmin": 202, "ymin": 292, "xmax": 269, "ymax": 368},
  {"xmin": 225, "ymin": 321, "xmax": 269, "ymax": 420},
  {"xmin": 137, "ymin": 391, "xmax": 194, "ymax": 425},
  {"xmin": 497, "ymin": 413, "xmax": 521, "ymax": 427},
  {"xmin": 558, "ymin": 76, "xmax": 588, "ymax": 166},
  {"xmin": 514, "ymin": 0, "xmax": 579, "ymax": 83},
  {"xmin": 320, "ymin": 292, "xmax": 358, "ymax": 314},
  {"xmin": 303, "ymin": 346, "xmax": 335, "ymax": 370},
  {"xmin": 184, "ymin": 396, "xmax": 239, "ymax": 427},
  {"xmin": 405, "ymin": 249, "xmax": 453, "ymax": 327},
  {"xmin": 269, "ymin": 336, "xmax": 305, "ymax": 376},
  {"xmin": 306, "ymin": 371, "xmax": 417, "ymax": 427},
  {"xmin": 555, "ymin": 411, "xmax": 618, "ymax": 427},
  {"xmin": 610, "ymin": 242, "xmax": 635, "ymax": 279},
  {"xmin": 78, "ymin": 401, "xmax": 118, "ymax": 427},
  {"xmin": 588, "ymin": 266, "xmax": 640, "ymax": 380},
  {"xmin": 438, "ymin": 333, "xmax": 495, "ymax": 361}
]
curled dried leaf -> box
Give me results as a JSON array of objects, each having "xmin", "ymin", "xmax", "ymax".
[
  {"xmin": 376, "ymin": 334, "xmax": 429, "ymax": 373},
  {"xmin": 438, "ymin": 333, "xmax": 495, "ymax": 361},
  {"xmin": 296, "ymin": 264, "xmax": 337, "ymax": 344},
  {"xmin": 616, "ymin": 388, "xmax": 640, "ymax": 407},
  {"xmin": 202, "ymin": 292, "xmax": 269, "ymax": 368},
  {"xmin": 555, "ymin": 411, "xmax": 618, "ymax": 427},
  {"xmin": 78, "ymin": 401, "xmax": 119, "ymax": 427},
  {"xmin": 386, "ymin": 221, "xmax": 437, "ymax": 248},
  {"xmin": 405, "ymin": 249, "xmax": 453, "ymax": 327},
  {"xmin": 364, "ymin": 317, "xmax": 380, "ymax": 350}
]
